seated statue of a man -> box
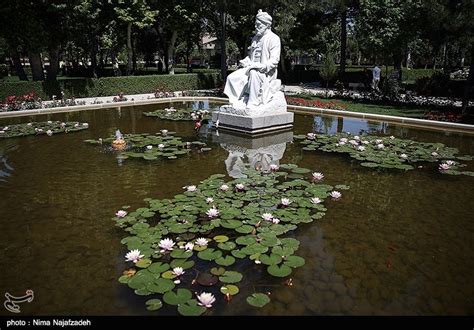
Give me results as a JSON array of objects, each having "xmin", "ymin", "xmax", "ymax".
[{"xmin": 223, "ymin": 9, "xmax": 283, "ymax": 112}]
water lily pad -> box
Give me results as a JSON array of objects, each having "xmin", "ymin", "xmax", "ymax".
[
  {"xmin": 161, "ymin": 270, "xmax": 177, "ymax": 279},
  {"xmin": 196, "ymin": 273, "xmax": 219, "ymax": 286},
  {"xmin": 236, "ymin": 236, "xmax": 257, "ymax": 246},
  {"xmin": 217, "ymin": 241, "xmax": 237, "ymax": 251},
  {"xmin": 177, "ymin": 299, "xmax": 206, "ymax": 316},
  {"xmin": 170, "ymin": 249, "xmax": 193, "ymax": 259},
  {"xmin": 134, "ymin": 288, "xmax": 152, "ymax": 296},
  {"xmin": 259, "ymin": 254, "xmax": 283, "ymax": 266},
  {"xmin": 148, "ymin": 262, "xmax": 170, "ymax": 274},
  {"xmin": 147, "ymin": 278, "xmax": 175, "ymax": 294},
  {"xmin": 235, "ymin": 225, "xmax": 255, "ymax": 234},
  {"xmin": 267, "ymin": 264, "xmax": 292, "ymax": 277},
  {"xmin": 210, "ymin": 267, "xmax": 226, "ymax": 276},
  {"xmin": 198, "ymin": 248, "xmax": 223, "ymax": 261},
  {"xmin": 231, "ymin": 250, "xmax": 246, "ymax": 259},
  {"xmin": 291, "ymin": 167, "xmax": 311, "ymax": 174},
  {"xmin": 213, "ymin": 235, "xmax": 229, "ymax": 243},
  {"xmin": 163, "ymin": 289, "xmax": 193, "ymax": 306},
  {"xmin": 145, "ymin": 299, "xmax": 163, "ymax": 311},
  {"xmin": 170, "ymin": 259, "xmax": 195, "ymax": 270},
  {"xmin": 118, "ymin": 275, "xmax": 131, "ymax": 284},
  {"xmin": 220, "ymin": 285, "xmax": 239, "ymax": 296},
  {"xmin": 219, "ymin": 271, "xmax": 243, "ymax": 284},
  {"xmin": 247, "ymin": 293, "xmax": 270, "ymax": 308},
  {"xmin": 283, "ymin": 255, "xmax": 305, "ymax": 268},
  {"xmin": 215, "ymin": 255, "xmax": 236, "ymax": 266},
  {"xmin": 135, "ymin": 258, "xmax": 152, "ymax": 268}
]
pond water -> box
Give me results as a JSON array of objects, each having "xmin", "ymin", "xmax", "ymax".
[{"xmin": 1, "ymin": 101, "xmax": 473, "ymax": 316}]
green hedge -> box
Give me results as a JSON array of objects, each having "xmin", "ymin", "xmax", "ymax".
[{"xmin": 0, "ymin": 73, "xmax": 221, "ymax": 101}]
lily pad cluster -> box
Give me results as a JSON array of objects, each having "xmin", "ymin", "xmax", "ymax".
[
  {"xmin": 144, "ymin": 107, "xmax": 212, "ymax": 121},
  {"xmin": 0, "ymin": 121, "xmax": 89, "ymax": 139},
  {"xmin": 114, "ymin": 164, "xmax": 349, "ymax": 315},
  {"xmin": 296, "ymin": 132, "xmax": 474, "ymax": 176},
  {"xmin": 84, "ymin": 131, "xmax": 211, "ymax": 161}
]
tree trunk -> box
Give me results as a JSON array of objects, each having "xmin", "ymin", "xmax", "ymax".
[
  {"xmin": 357, "ymin": 51, "xmax": 361, "ymax": 66},
  {"xmin": 28, "ymin": 52, "xmax": 44, "ymax": 81},
  {"xmin": 339, "ymin": 8, "xmax": 347, "ymax": 77},
  {"xmin": 461, "ymin": 52, "xmax": 473, "ymax": 115},
  {"xmin": 132, "ymin": 36, "xmax": 137, "ymax": 73},
  {"xmin": 10, "ymin": 48, "xmax": 28, "ymax": 81},
  {"xmin": 167, "ymin": 30, "xmax": 178, "ymax": 75},
  {"xmin": 46, "ymin": 46, "xmax": 60, "ymax": 81},
  {"xmin": 111, "ymin": 50, "xmax": 121, "ymax": 76},
  {"xmin": 406, "ymin": 50, "xmax": 412, "ymax": 69},
  {"xmin": 90, "ymin": 37, "xmax": 98, "ymax": 78},
  {"xmin": 219, "ymin": 9, "xmax": 227, "ymax": 82},
  {"xmin": 126, "ymin": 22, "xmax": 133, "ymax": 75},
  {"xmin": 393, "ymin": 54, "xmax": 403, "ymax": 81}
]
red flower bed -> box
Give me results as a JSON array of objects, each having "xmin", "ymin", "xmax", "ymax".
[{"xmin": 286, "ymin": 97, "xmax": 347, "ymax": 110}]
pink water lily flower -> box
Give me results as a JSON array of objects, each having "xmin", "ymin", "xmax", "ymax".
[
  {"xmin": 206, "ymin": 207, "xmax": 219, "ymax": 218},
  {"xmin": 262, "ymin": 213, "xmax": 273, "ymax": 221},
  {"xmin": 116, "ymin": 210, "xmax": 127, "ymax": 218}
]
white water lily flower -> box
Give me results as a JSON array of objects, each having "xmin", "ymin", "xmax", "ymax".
[
  {"xmin": 46, "ymin": 130, "xmax": 53, "ymax": 136},
  {"xmin": 338, "ymin": 142, "xmax": 346, "ymax": 146},
  {"xmin": 330, "ymin": 191, "xmax": 342, "ymax": 199},
  {"xmin": 439, "ymin": 163, "xmax": 450, "ymax": 171},
  {"xmin": 311, "ymin": 197, "xmax": 322, "ymax": 204},
  {"xmin": 312, "ymin": 172, "xmax": 324, "ymax": 181},
  {"xmin": 184, "ymin": 242, "xmax": 194, "ymax": 251},
  {"xmin": 159, "ymin": 238, "xmax": 175, "ymax": 252},
  {"xmin": 82, "ymin": 123, "xmax": 89, "ymax": 127},
  {"xmin": 269, "ymin": 164, "xmax": 279, "ymax": 171},
  {"xmin": 235, "ymin": 183, "xmax": 245, "ymax": 191},
  {"xmin": 400, "ymin": 154, "xmax": 408, "ymax": 159},
  {"xmin": 220, "ymin": 184, "xmax": 229, "ymax": 191},
  {"xmin": 47, "ymin": 121, "xmax": 52, "ymax": 124},
  {"xmin": 161, "ymin": 129, "xmax": 168, "ymax": 135},
  {"xmin": 262, "ymin": 213, "xmax": 273, "ymax": 221},
  {"xmin": 376, "ymin": 144, "xmax": 384, "ymax": 149},
  {"xmin": 37, "ymin": 128, "xmax": 43, "ymax": 133},
  {"xmin": 174, "ymin": 279, "xmax": 181, "ymax": 284},
  {"xmin": 146, "ymin": 145, "xmax": 153, "ymax": 150},
  {"xmin": 0, "ymin": 131, "xmax": 4, "ymax": 134},
  {"xmin": 184, "ymin": 185, "xmax": 197, "ymax": 192},
  {"xmin": 357, "ymin": 146, "xmax": 366, "ymax": 151},
  {"xmin": 125, "ymin": 249, "xmax": 144, "ymax": 263},
  {"xmin": 281, "ymin": 198, "xmax": 291, "ymax": 206},
  {"xmin": 206, "ymin": 207, "xmax": 219, "ymax": 218},
  {"xmin": 172, "ymin": 267, "xmax": 185, "ymax": 276},
  {"xmin": 445, "ymin": 160, "xmax": 456, "ymax": 166},
  {"xmin": 362, "ymin": 140, "xmax": 370, "ymax": 145},
  {"xmin": 307, "ymin": 133, "xmax": 316, "ymax": 140},
  {"xmin": 60, "ymin": 122, "xmax": 66, "ymax": 127},
  {"xmin": 158, "ymin": 144, "xmax": 165, "ymax": 150},
  {"xmin": 3, "ymin": 126, "xmax": 8, "ymax": 130},
  {"xmin": 74, "ymin": 123, "xmax": 79, "ymax": 128},
  {"xmin": 431, "ymin": 152, "xmax": 439, "ymax": 157},
  {"xmin": 340, "ymin": 138, "xmax": 348, "ymax": 143},
  {"xmin": 197, "ymin": 292, "xmax": 216, "ymax": 308},
  {"xmin": 349, "ymin": 140, "xmax": 358, "ymax": 146},
  {"xmin": 390, "ymin": 136, "xmax": 395, "ymax": 140},
  {"xmin": 354, "ymin": 135, "xmax": 360, "ymax": 140},
  {"xmin": 375, "ymin": 139, "xmax": 383, "ymax": 144},
  {"xmin": 206, "ymin": 197, "xmax": 214, "ymax": 204},
  {"xmin": 272, "ymin": 218, "xmax": 280, "ymax": 224},
  {"xmin": 195, "ymin": 237, "xmax": 209, "ymax": 246},
  {"xmin": 116, "ymin": 210, "xmax": 127, "ymax": 218},
  {"xmin": 27, "ymin": 123, "xmax": 33, "ymax": 126}
]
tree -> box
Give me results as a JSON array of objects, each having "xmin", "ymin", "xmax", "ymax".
[
  {"xmin": 113, "ymin": 0, "xmax": 156, "ymax": 75},
  {"xmin": 320, "ymin": 53, "xmax": 338, "ymax": 96}
]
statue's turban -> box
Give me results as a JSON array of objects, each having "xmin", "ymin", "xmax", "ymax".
[{"xmin": 256, "ymin": 9, "xmax": 272, "ymax": 25}]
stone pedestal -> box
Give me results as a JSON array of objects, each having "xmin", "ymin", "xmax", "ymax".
[{"xmin": 213, "ymin": 91, "xmax": 294, "ymax": 135}]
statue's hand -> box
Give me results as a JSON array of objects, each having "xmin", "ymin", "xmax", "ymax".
[{"xmin": 239, "ymin": 58, "xmax": 251, "ymax": 67}]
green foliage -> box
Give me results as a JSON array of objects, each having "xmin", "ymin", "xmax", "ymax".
[
  {"xmin": 0, "ymin": 73, "xmax": 221, "ymax": 100},
  {"xmin": 319, "ymin": 53, "xmax": 337, "ymax": 87}
]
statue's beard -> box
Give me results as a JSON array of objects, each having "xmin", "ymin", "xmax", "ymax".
[{"xmin": 256, "ymin": 26, "xmax": 267, "ymax": 37}]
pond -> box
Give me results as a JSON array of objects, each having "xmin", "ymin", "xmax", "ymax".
[{"xmin": 0, "ymin": 101, "xmax": 473, "ymax": 316}]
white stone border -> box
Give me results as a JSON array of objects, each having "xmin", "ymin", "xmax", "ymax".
[{"xmin": 1, "ymin": 96, "xmax": 473, "ymax": 135}]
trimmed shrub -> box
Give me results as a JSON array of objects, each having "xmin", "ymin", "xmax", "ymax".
[{"xmin": 0, "ymin": 73, "xmax": 221, "ymax": 101}]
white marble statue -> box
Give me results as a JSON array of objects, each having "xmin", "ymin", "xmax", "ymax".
[{"xmin": 222, "ymin": 9, "xmax": 287, "ymax": 116}]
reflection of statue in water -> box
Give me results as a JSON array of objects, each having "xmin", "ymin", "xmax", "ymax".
[
  {"xmin": 223, "ymin": 143, "xmax": 286, "ymax": 179},
  {"xmin": 222, "ymin": 9, "xmax": 287, "ymax": 116}
]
